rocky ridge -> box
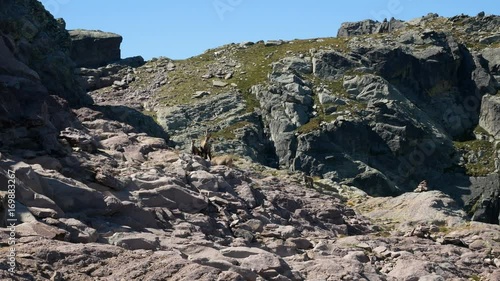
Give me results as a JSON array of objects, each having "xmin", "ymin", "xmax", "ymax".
[{"xmin": 0, "ymin": 3, "xmax": 499, "ymax": 280}]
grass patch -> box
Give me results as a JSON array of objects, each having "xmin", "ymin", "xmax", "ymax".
[
  {"xmin": 129, "ymin": 37, "xmax": 351, "ymax": 114},
  {"xmin": 233, "ymin": 38, "xmax": 350, "ymax": 112},
  {"xmin": 473, "ymin": 125, "xmax": 490, "ymax": 136},
  {"xmin": 468, "ymin": 275, "xmax": 481, "ymax": 281},
  {"xmin": 211, "ymin": 121, "xmax": 252, "ymax": 140},
  {"xmin": 297, "ymin": 117, "xmax": 322, "ymax": 134},
  {"xmin": 454, "ymin": 139, "xmax": 496, "ymax": 177},
  {"xmin": 142, "ymin": 110, "xmax": 159, "ymax": 124},
  {"xmin": 296, "ymin": 75, "xmax": 367, "ymax": 134},
  {"xmin": 438, "ymin": 226, "xmax": 451, "ymax": 234}
]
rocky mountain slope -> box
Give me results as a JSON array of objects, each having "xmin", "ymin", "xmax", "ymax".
[
  {"xmin": 87, "ymin": 12, "xmax": 500, "ymax": 223},
  {"xmin": 0, "ymin": 1, "xmax": 499, "ymax": 280}
]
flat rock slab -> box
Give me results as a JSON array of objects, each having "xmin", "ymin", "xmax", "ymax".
[{"xmin": 359, "ymin": 191, "xmax": 467, "ymax": 230}]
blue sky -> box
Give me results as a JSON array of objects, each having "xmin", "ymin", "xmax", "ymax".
[{"xmin": 40, "ymin": 0, "xmax": 499, "ymax": 60}]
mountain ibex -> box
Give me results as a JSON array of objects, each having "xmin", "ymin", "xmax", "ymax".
[
  {"xmin": 210, "ymin": 155, "xmax": 234, "ymax": 167},
  {"xmin": 413, "ymin": 180, "xmax": 428, "ymax": 192},
  {"xmin": 200, "ymin": 129, "xmax": 212, "ymax": 160},
  {"xmin": 211, "ymin": 155, "xmax": 234, "ymax": 166},
  {"xmin": 191, "ymin": 139, "xmax": 202, "ymax": 157},
  {"xmin": 303, "ymin": 173, "xmax": 314, "ymax": 189}
]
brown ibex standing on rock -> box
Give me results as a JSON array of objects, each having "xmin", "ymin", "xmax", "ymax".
[
  {"xmin": 200, "ymin": 129, "xmax": 212, "ymax": 160},
  {"xmin": 303, "ymin": 173, "xmax": 314, "ymax": 189},
  {"xmin": 191, "ymin": 139, "xmax": 202, "ymax": 157}
]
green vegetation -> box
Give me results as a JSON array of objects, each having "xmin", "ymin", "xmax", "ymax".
[
  {"xmin": 438, "ymin": 226, "xmax": 451, "ymax": 234},
  {"xmin": 453, "ymin": 139, "xmax": 496, "ymax": 177},
  {"xmin": 211, "ymin": 121, "xmax": 252, "ymax": 140},
  {"xmin": 473, "ymin": 125, "xmax": 490, "ymax": 136},
  {"xmin": 296, "ymin": 76, "xmax": 367, "ymax": 134},
  {"xmin": 233, "ymin": 38, "xmax": 350, "ymax": 111},
  {"xmin": 468, "ymin": 275, "xmax": 481, "ymax": 281},
  {"xmin": 467, "ymin": 196, "xmax": 482, "ymax": 217},
  {"xmin": 142, "ymin": 110, "xmax": 159, "ymax": 124},
  {"xmin": 130, "ymin": 37, "xmax": 351, "ymax": 114},
  {"xmin": 297, "ymin": 117, "xmax": 322, "ymax": 134}
]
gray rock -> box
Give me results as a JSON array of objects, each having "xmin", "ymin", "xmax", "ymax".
[
  {"xmin": 479, "ymin": 94, "xmax": 500, "ymax": 138},
  {"xmin": 482, "ymin": 47, "xmax": 500, "ymax": 74},
  {"xmin": 337, "ymin": 19, "xmax": 379, "ymax": 37},
  {"xmin": 32, "ymin": 166, "xmax": 107, "ymax": 213},
  {"xmin": 9, "ymin": 163, "xmax": 65, "ymax": 218},
  {"xmin": 239, "ymin": 41, "xmax": 255, "ymax": 48},
  {"xmin": 220, "ymin": 246, "xmax": 271, "ymax": 258},
  {"xmin": 388, "ymin": 259, "xmax": 436, "ymax": 280},
  {"xmin": 265, "ymin": 40, "xmax": 284, "ymax": 46},
  {"xmin": 234, "ymin": 184, "xmax": 259, "ymax": 208},
  {"xmin": 0, "ymin": 0, "xmax": 91, "ymax": 106},
  {"xmin": 213, "ymin": 80, "xmax": 228, "ymax": 87},
  {"xmin": 313, "ymin": 50, "xmax": 360, "ymax": 79},
  {"xmin": 59, "ymin": 218, "xmax": 98, "ymax": 243},
  {"xmin": 69, "ymin": 29, "xmax": 122, "ymax": 68},
  {"xmin": 273, "ymin": 57, "xmax": 313, "ymax": 75},
  {"xmin": 107, "ymin": 232, "xmax": 160, "ymax": 250},
  {"xmin": 156, "ymin": 185, "xmax": 208, "ymax": 213},
  {"xmin": 193, "ymin": 91, "xmax": 210, "ymax": 99},
  {"xmin": 59, "ymin": 127, "xmax": 99, "ymax": 153},
  {"xmin": 14, "ymin": 221, "xmax": 67, "ymax": 240},
  {"xmin": 337, "ymin": 17, "xmax": 405, "ymax": 37},
  {"xmin": 479, "ymin": 34, "xmax": 500, "ymax": 44},
  {"xmin": 239, "ymin": 253, "xmax": 283, "ymax": 273},
  {"xmin": 253, "ymin": 69, "xmax": 314, "ymax": 167},
  {"xmin": 359, "ymin": 191, "xmax": 467, "ymax": 232},
  {"xmin": 188, "ymin": 170, "xmax": 220, "ymax": 192}
]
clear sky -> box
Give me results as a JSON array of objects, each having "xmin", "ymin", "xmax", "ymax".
[{"xmin": 40, "ymin": 0, "xmax": 499, "ymax": 60}]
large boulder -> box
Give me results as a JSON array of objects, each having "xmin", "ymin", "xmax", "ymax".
[
  {"xmin": 482, "ymin": 48, "xmax": 500, "ymax": 75},
  {"xmin": 479, "ymin": 94, "xmax": 500, "ymax": 138},
  {"xmin": 337, "ymin": 19, "xmax": 379, "ymax": 37},
  {"xmin": 359, "ymin": 191, "xmax": 468, "ymax": 231},
  {"xmin": 69, "ymin": 29, "xmax": 122, "ymax": 68}
]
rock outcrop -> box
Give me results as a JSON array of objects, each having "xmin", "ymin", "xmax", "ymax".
[
  {"xmin": 0, "ymin": 0, "xmax": 90, "ymax": 106},
  {"xmin": 69, "ymin": 29, "xmax": 122, "ymax": 68},
  {"xmin": 75, "ymin": 56, "xmax": 145, "ymax": 91},
  {"xmin": 480, "ymin": 94, "xmax": 500, "ymax": 138},
  {"xmin": 337, "ymin": 17, "xmax": 405, "ymax": 37}
]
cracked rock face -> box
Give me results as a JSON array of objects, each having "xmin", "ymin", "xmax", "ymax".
[{"xmin": 1, "ymin": 2, "xmax": 500, "ymax": 280}]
